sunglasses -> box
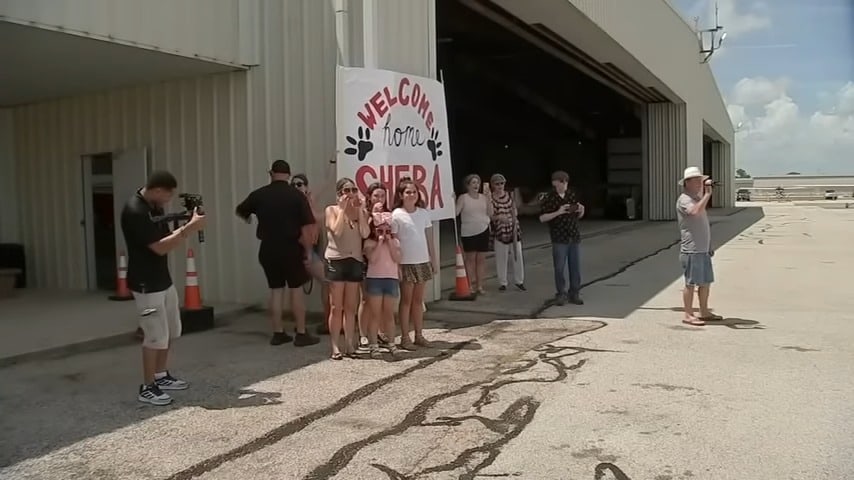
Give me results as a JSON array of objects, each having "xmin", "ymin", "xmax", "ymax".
[{"xmin": 340, "ymin": 187, "xmax": 357, "ymax": 194}]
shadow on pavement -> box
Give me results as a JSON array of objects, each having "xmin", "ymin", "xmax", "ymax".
[
  {"xmin": 0, "ymin": 313, "xmax": 481, "ymax": 469},
  {"xmin": 431, "ymin": 207, "xmax": 766, "ymax": 324}
]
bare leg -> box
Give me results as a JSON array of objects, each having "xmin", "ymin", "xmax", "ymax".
[
  {"xmin": 464, "ymin": 252, "xmax": 477, "ymax": 290},
  {"xmin": 411, "ymin": 282, "xmax": 428, "ymax": 343},
  {"xmin": 328, "ymin": 282, "xmax": 345, "ymax": 357},
  {"xmin": 698, "ymin": 286, "xmax": 712, "ymax": 318},
  {"xmin": 367, "ymin": 295, "xmax": 382, "ymax": 346},
  {"xmin": 475, "ymin": 252, "xmax": 487, "ymax": 293},
  {"xmin": 357, "ymin": 284, "xmax": 368, "ymax": 345},
  {"xmin": 682, "ymin": 285, "xmax": 702, "ymax": 324},
  {"xmin": 290, "ymin": 288, "xmax": 307, "ymax": 334},
  {"xmin": 382, "ymin": 295, "xmax": 396, "ymax": 346},
  {"xmin": 399, "ymin": 282, "xmax": 415, "ymax": 347},
  {"xmin": 269, "ymin": 288, "xmax": 285, "ymax": 333},
  {"xmin": 343, "ymin": 282, "xmax": 360, "ymax": 354},
  {"xmin": 155, "ymin": 347, "xmax": 169, "ymax": 374},
  {"xmin": 142, "ymin": 347, "xmax": 160, "ymax": 384}
]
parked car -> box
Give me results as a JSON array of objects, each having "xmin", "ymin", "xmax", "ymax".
[
  {"xmin": 736, "ymin": 189, "xmax": 751, "ymax": 201},
  {"xmin": 824, "ymin": 190, "xmax": 838, "ymax": 200}
]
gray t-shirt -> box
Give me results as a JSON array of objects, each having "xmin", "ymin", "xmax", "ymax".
[{"xmin": 676, "ymin": 192, "xmax": 710, "ymax": 253}]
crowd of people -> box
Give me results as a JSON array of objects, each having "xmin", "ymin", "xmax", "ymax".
[{"xmin": 120, "ymin": 160, "xmax": 594, "ymax": 406}]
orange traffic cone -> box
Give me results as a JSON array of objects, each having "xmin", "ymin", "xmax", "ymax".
[
  {"xmin": 108, "ymin": 251, "xmax": 134, "ymax": 301},
  {"xmin": 449, "ymin": 245, "xmax": 476, "ymax": 301},
  {"xmin": 183, "ymin": 248, "xmax": 203, "ymax": 310}
]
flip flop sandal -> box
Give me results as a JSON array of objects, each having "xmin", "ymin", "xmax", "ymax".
[
  {"xmin": 331, "ymin": 353, "xmax": 343, "ymax": 361},
  {"xmin": 682, "ymin": 318, "xmax": 706, "ymax": 326}
]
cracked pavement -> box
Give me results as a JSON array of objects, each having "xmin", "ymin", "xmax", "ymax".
[{"xmin": 1, "ymin": 205, "xmax": 852, "ymax": 480}]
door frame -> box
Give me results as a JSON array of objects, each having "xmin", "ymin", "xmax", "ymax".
[{"xmin": 81, "ymin": 154, "xmax": 98, "ymax": 290}]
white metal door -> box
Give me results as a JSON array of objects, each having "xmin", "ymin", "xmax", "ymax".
[{"xmin": 112, "ymin": 148, "xmax": 149, "ymax": 256}]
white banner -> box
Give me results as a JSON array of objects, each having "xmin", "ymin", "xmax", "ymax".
[{"xmin": 336, "ymin": 66, "xmax": 455, "ymax": 220}]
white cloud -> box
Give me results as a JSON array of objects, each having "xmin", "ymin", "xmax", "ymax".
[
  {"xmin": 731, "ymin": 80, "xmax": 854, "ymax": 175},
  {"xmin": 690, "ymin": 0, "xmax": 771, "ymax": 38}
]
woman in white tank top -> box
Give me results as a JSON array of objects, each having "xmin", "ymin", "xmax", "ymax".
[{"xmin": 455, "ymin": 174, "xmax": 493, "ymax": 294}]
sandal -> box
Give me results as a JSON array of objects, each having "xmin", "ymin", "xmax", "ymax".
[
  {"xmin": 682, "ymin": 317, "xmax": 706, "ymax": 326},
  {"xmin": 331, "ymin": 352, "xmax": 343, "ymax": 361}
]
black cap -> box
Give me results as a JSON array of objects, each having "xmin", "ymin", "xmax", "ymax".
[{"xmin": 270, "ymin": 160, "xmax": 291, "ymax": 174}]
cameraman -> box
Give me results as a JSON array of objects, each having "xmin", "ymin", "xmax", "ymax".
[
  {"xmin": 235, "ymin": 160, "xmax": 320, "ymax": 347},
  {"xmin": 121, "ymin": 170, "xmax": 205, "ymax": 406},
  {"xmin": 676, "ymin": 167, "xmax": 720, "ymax": 326}
]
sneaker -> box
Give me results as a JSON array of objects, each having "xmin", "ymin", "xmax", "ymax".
[
  {"xmin": 569, "ymin": 296, "xmax": 584, "ymax": 305},
  {"xmin": 293, "ymin": 332, "xmax": 320, "ymax": 347},
  {"xmin": 555, "ymin": 294, "xmax": 567, "ymax": 306},
  {"xmin": 515, "ymin": 283, "xmax": 527, "ymax": 291},
  {"xmin": 356, "ymin": 344, "xmax": 371, "ymax": 355},
  {"xmin": 138, "ymin": 383, "xmax": 172, "ymax": 406},
  {"xmin": 360, "ymin": 336, "xmax": 370, "ymax": 348},
  {"xmin": 369, "ymin": 345, "xmax": 383, "ymax": 359},
  {"xmin": 378, "ymin": 333, "xmax": 392, "ymax": 346},
  {"xmin": 498, "ymin": 285, "xmax": 507, "ymax": 291},
  {"xmin": 270, "ymin": 332, "xmax": 293, "ymax": 346},
  {"xmin": 155, "ymin": 371, "xmax": 189, "ymax": 391}
]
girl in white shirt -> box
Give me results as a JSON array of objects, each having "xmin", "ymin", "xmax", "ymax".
[
  {"xmin": 391, "ymin": 178, "xmax": 437, "ymax": 350},
  {"xmin": 455, "ymin": 174, "xmax": 493, "ymax": 294}
]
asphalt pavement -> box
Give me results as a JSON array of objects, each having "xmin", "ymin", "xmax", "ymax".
[{"xmin": 1, "ymin": 204, "xmax": 852, "ymax": 480}]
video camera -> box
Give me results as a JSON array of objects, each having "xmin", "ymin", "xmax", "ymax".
[{"xmin": 151, "ymin": 193, "xmax": 206, "ymax": 243}]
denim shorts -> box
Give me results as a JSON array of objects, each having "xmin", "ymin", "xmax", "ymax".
[
  {"xmin": 680, "ymin": 252, "xmax": 714, "ymax": 286},
  {"xmin": 365, "ymin": 277, "xmax": 399, "ymax": 297}
]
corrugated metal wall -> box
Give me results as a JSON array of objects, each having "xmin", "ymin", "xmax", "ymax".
[
  {"xmin": 12, "ymin": 0, "xmax": 339, "ymax": 304},
  {"xmin": 0, "ymin": 0, "xmax": 250, "ymax": 66},
  {"xmin": 711, "ymin": 141, "xmax": 734, "ymax": 207},
  {"xmin": 646, "ymin": 102, "xmax": 687, "ymax": 221}
]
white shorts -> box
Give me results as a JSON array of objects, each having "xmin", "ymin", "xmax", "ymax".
[{"xmin": 132, "ymin": 286, "xmax": 181, "ymax": 349}]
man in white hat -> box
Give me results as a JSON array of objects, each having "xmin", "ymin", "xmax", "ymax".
[{"xmin": 676, "ymin": 166, "xmax": 721, "ymax": 326}]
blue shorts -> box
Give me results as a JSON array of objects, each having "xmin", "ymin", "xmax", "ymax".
[
  {"xmin": 365, "ymin": 277, "xmax": 399, "ymax": 297},
  {"xmin": 680, "ymin": 252, "xmax": 714, "ymax": 287}
]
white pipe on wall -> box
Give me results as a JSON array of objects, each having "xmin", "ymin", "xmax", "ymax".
[{"xmin": 333, "ymin": 0, "xmax": 351, "ymax": 67}]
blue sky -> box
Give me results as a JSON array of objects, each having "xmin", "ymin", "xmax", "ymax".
[{"xmin": 674, "ymin": 0, "xmax": 854, "ymax": 175}]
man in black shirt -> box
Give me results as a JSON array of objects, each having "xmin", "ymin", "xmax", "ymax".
[
  {"xmin": 121, "ymin": 170, "xmax": 206, "ymax": 406},
  {"xmin": 236, "ymin": 160, "xmax": 320, "ymax": 347},
  {"xmin": 539, "ymin": 170, "xmax": 586, "ymax": 306}
]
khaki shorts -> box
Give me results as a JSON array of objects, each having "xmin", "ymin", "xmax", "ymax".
[{"xmin": 132, "ymin": 286, "xmax": 181, "ymax": 349}]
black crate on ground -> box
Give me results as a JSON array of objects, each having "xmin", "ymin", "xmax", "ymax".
[{"xmin": 180, "ymin": 306, "xmax": 215, "ymax": 334}]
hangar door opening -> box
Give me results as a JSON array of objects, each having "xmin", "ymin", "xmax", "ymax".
[{"xmin": 436, "ymin": 0, "xmax": 644, "ymax": 221}]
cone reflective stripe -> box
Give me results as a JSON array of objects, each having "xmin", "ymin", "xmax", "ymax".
[
  {"xmin": 109, "ymin": 251, "xmax": 133, "ymax": 301},
  {"xmin": 449, "ymin": 245, "xmax": 476, "ymax": 301},
  {"xmin": 183, "ymin": 249, "xmax": 203, "ymax": 310}
]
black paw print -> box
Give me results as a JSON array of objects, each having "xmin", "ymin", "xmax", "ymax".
[
  {"xmin": 344, "ymin": 126, "xmax": 374, "ymax": 161},
  {"xmin": 426, "ymin": 128, "xmax": 443, "ymax": 161}
]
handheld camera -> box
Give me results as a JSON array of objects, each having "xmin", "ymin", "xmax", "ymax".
[{"xmin": 151, "ymin": 193, "xmax": 206, "ymax": 243}]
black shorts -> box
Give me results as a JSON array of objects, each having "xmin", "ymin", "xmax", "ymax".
[
  {"xmin": 258, "ymin": 242, "xmax": 309, "ymax": 289},
  {"xmin": 326, "ymin": 257, "xmax": 365, "ymax": 283},
  {"xmin": 461, "ymin": 227, "xmax": 491, "ymax": 253}
]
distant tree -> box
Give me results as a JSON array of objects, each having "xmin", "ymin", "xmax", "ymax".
[
  {"xmin": 786, "ymin": 171, "xmax": 801, "ymax": 175},
  {"xmin": 735, "ymin": 168, "xmax": 751, "ymax": 178}
]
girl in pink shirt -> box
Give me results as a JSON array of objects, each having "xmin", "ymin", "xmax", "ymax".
[{"xmin": 362, "ymin": 208, "xmax": 401, "ymax": 358}]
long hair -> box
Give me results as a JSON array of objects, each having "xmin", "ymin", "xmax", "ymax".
[
  {"xmin": 365, "ymin": 182, "xmax": 389, "ymax": 212},
  {"xmin": 335, "ymin": 177, "xmax": 355, "ymax": 195},
  {"xmin": 393, "ymin": 177, "xmax": 426, "ymax": 210}
]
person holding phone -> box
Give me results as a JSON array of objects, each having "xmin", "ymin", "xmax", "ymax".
[
  {"xmin": 538, "ymin": 170, "xmax": 585, "ymax": 306},
  {"xmin": 324, "ymin": 178, "xmax": 370, "ymax": 360}
]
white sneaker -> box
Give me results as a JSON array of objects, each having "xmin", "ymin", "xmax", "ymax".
[
  {"xmin": 155, "ymin": 372, "xmax": 189, "ymax": 391},
  {"xmin": 138, "ymin": 384, "xmax": 172, "ymax": 406}
]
